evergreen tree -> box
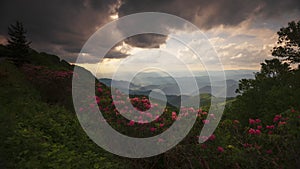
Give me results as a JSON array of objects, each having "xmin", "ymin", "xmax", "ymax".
[{"xmin": 6, "ymin": 21, "xmax": 31, "ymax": 57}]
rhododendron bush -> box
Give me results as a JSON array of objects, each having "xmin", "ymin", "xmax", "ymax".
[
  {"xmin": 21, "ymin": 64, "xmax": 74, "ymax": 110},
  {"xmin": 13, "ymin": 63, "xmax": 300, "ymax": 168},
  {"xmin": 75, "ymin": 81, "xmax": 300, "ymax": 168}
]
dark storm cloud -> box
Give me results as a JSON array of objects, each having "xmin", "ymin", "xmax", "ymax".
[
  {"xmin": 104, "ymin": 49, "xmax": 130, "ymax": 59},
  {"xmin": 124, "ymin": 34, "xmax": 167, "ymax": 48},
  {"xmin": 0, "ymin": 0, "xmax": 120, "ymax": 62},
  {"xmin": 116, "ymin": 0, "xmax": 300, "ymax": 49},
  {"xmin": 118, "ymin": 0, "xmax": 300, "ymax": 29},
  {"xmin": 1, "ymin": 0, "xmax": 300, "ymax": 62}
]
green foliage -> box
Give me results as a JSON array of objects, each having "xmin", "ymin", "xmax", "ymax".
[
  {"xmin": 20, "ymin": 63, "xmax": 74, "ymax": 111},
  {"xmin": 229, "ymin": 58, "xmax": 299, "ymax": 125},
  {"xmin": 0, "ymin": 44, "xmax": 13, "ymax": 58},
  {"xmin": 0, "ymin": 61, "xmax": 129, "ymax": 169},
  {"xmin": 6, "ymin": 21, "xmax": 31, "ymax": 58},
  {"xmin": 25, "ymin": 50, "xmax": 73, "ymax": 70},
  {"xmin": 272, "ymin": 20, "xmax": 300, "ymax": 63}
]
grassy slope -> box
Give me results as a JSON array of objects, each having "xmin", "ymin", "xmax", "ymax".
[{"xmin": 0, "ymin": 60, "xmax": 129, "ymax": 169}]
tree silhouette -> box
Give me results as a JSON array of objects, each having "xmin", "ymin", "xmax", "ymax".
[
  {"xmin": 272, "ymin": 20, "xmax": 300, "ymax": 63},
  {"xmin": 7, "ymin": 21, "xmax": 31, "ymax": 57}
]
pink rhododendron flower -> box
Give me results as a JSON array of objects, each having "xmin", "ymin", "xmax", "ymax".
[
  {"xmin": 202, "ymin": 119, "xmax": 210, "ymax": 124},
  {"xmin": 257, "ymin": 125, "xmax": 262, "ymax": 130},
  {"xmin": 209, "ymin": 134, "xmax": 216, "ymax": 141},
  {"xmin": 254, "ymin": 144, "xmax": 261, "ymax": 150},
  {"xmin": 97, "ymin": 88, "xmax": 103, "ymax": 93},
  {"xmin": 266, "ymin": 149, "xmax": 273, "ymax": 154},
  {"xmin": 248, "ymin": 128, "xmax": 261, "ymax": 135},
  {"xmin": 243, "ymin": 143, "xmax": 252, "ymax": 148},
  {"xmin": 249, "ymin": 118, "xmax": 256, "ymax": 124},
  {"xmin": 233, "ymin": 120, "xmax": 240, "ymax": 124},
  {"xmin": 266, "ymin": 125, "xmax": 275, "ymax": 129},
  {"xmin": 217, "ymin": 146, "xmax": 224, "ymax": 153},
  {"xmin": 146, "ymin": 112, "xmax": 153, "ymax": 118},
  {"xmin": 157, "ymin": 138, "xmax": 164, "ymax": 142},
  {"xmin": 128, "ymin": 120, "xmax": 135, "ymax": 126},
  {"xmin": 248, "ymin": 128, "xmax": 256, "ymax": 134},
  {"xmin": 278, "ymin": 121, "xmax": 286, "ymax": 126},
  {"xmin": 198, "ymin": 136, "xmax": 208, "ymax": 142},
  {"xmin": 95, "ymin": 96, "xmax": 100, "ymax": 103},
  {"xmin": 255, "ymin": 129, "xmax": 261, "ymax": 135},
  {"xmin": 273, "ymin": 114, "xmax": 282, "ymax": 122},
  {"xmin": 150, "ymin": 127, "xmax": 156, "ymax": 132},
  {"xmin": 172, "ymin": 112, "xmax": 177, "ymax": 120},
  {"xmin": 209, "ymin": 114, "xmax": 216, "ymax": 119},
  {"xmin": 255, "ymin": 119, "xmax": 261, "ymax": 123},
  {"xmin": 89, "ymin": 103, "xmax": 95, "ymax": 108}
]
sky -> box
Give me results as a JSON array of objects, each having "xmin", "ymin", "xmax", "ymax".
[{"xmin": 1, "ymin": 0, "xmax": 300, "ymax": 78}]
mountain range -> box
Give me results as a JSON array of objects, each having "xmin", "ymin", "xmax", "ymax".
[{"xmin": 99, "ymin": 70, "xmax": 256, "ymax": 107}]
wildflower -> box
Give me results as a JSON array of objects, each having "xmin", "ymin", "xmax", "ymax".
[
  {"xmin": 266, "ymin": 125, "xmax": 275, "ymax": 129},
  {"xmin": 217, "ymin": 146, "xmax": 224, "ymax": 153},
  {"xmin": 249, "ymin": 118, "xmax": 256, "ymax": 124},
  {"xmin": 95, "ymin": 96, "xmax": 100, "ymax": 104},
  {"xmin": 243, "ymin": 143, "xmax": 252, "ymax": 148},
  {"xmin": 202, "ymin": 119, "xmax": 210, "ymax": 124},
  {"xmin": 209, "ymin": 114, "xmax": 216, "ymax": 119},
  {"xmin": 233, "ymin": 120, "xmax": 240, "ymax": 124},
  {"xmin": 89, "ymin": 103, "xmax": 95, "ymax": 108},
  {"xmin": 97, "ymin": 87, "xmax": 103, "ymax": 93},
  {"xmin": 209, "ymin": 134, "xmax": 216, "ymax": 141},
  {"xmin": 150, "ymin": 127, "xmax": 156, "ymax": 132},
  {"xmin": 248, "ymin": 128, "xmax": 256, "ymax": 134},
  {"xmin": 227, "ymin": 145, "xmax": 234, "ymax": 149},
  {"xmin": 157, "ymin": 138, "xmax": 164, "ymax": 143},
  {"xmin": 278, "ymin": 121, "xmax": 286, "ymax": 126},
  {"xmin": 146, "ymin": 112, "xmax": 153, "ymax": 118},
  {"xmin": 266, "ymin": 149, "xmax": 273, "ymax": 154},
  {"xmin": 255, "ymin": 129, "xmax": 261, "ymax": 135},
  {"xmin": 254, "ymin": 144, "xmax": 261, "ymax": 150},
  {"xmin": 172, "ymin": 112, "xmax": 177, "ymax": 120},
  {"xmin": 273, "ymin": 115, "xmax": 282, "ymax": 122},
  {"xmin": 128, "ymin": 120, "xmax": 135, "ymax": 126},
  {"xmin": 199, "ymin": 136, "xmax": 208, "ymax": 142},
  {"xmin": 249, "ymin": 128, "xmax": 261, "ymax": 135},
  {"xmin": 257, "ymin": 125, "xmax": 262, "ymax": 130},
  {"xmin": 255, "ymin": 119, "xmax": 261, "ymax": 123}
]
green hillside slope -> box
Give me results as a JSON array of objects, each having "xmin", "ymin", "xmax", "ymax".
[{"xmin": 0, "ymin": 60, "xmax": 129, "ymax": 169}]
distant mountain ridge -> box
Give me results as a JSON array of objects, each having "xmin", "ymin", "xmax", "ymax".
[{"xmin": 98, "ymin": 71, "xmax": 255, "ymax": 99}]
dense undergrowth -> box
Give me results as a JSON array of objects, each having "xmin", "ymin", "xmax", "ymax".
[
  {"xmin": 1, "ymin": 58, "xmax": 300, "ymax": 168},
  {"xmin": 0, "ymin": 60, "xmax": 129, "ymax": 169}
]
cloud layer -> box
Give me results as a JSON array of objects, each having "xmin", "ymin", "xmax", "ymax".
[{"xmin": 0, "ymin": 0, "xmax": 300, "ymax": 63}]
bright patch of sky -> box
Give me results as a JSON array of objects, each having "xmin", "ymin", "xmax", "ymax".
[{"xmin": 77, "ymin": 16, "xmax": 298, "ymax": 79}]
